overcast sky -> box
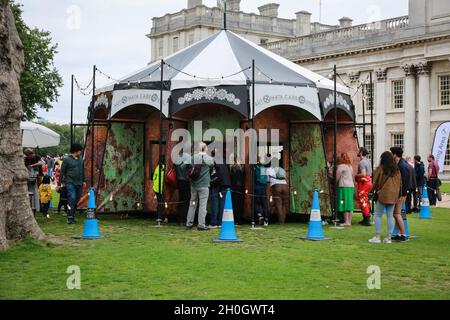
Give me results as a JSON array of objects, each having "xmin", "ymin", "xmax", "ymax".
[{"xmin": 18, "ymin": 0, "xmax": 408, "ymax": 124}]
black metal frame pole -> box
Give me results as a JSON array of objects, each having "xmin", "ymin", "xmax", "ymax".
[
  {"xmin": 369, "ymin": 72, "xmax": 375, "ymax": 216},
  {"xmin": 362, "ymin": 83, "xmax": 366, "ymax": 147},
  {"xmin": 223, "ymin": 1, "xmax": 227, "ymax": 30},
  {"xmin": 157, "ymin": 60, "xmax": 164, "ymax": 224},
  {"xmin": 70, "ymin": 75, "xmax": 74, "ymax": 147},
  {"xmin": 251, "ymin": 59, "xmax": 256, "ymax": 228},
  {"xmin": 333, "ymin": 65, "xmax": 338, "ymax": 222},
  {"xmin": 90, "ymin": 65, "xmax": 96, "ymax": 189}
]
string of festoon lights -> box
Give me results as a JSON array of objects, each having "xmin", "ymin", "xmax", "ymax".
[{"xmin": 106, "ymin": 188, "xmax": 327, "ymax": 209}]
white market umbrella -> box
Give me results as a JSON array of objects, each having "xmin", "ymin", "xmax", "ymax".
[{"xmin": 21, "ymin": 122, "xmax": 60, "ymax": 148}]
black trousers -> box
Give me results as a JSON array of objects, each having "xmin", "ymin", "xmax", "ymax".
[
  {"xmin": 427, "ymin": 178, "xmax": 438, "ymax": 206},
  {"xmin": 40, "ymin": 202, "xmax": 50, "ymax": 217},
  {"xmin": 254, "ymin": 188, "xmax": 269, "ymax": 222},
  {"xmin": 231, "ymin": 185, "xmax": 245, "ymax": 224},
  {"xmin": 177, "ymin": 180, "xmax": 190, "ymax": 223}
]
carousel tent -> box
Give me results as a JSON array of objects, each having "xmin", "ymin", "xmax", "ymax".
[
  {"xmin": 99, "ymin": 30, "xmax": 353, "ymax": 121},
  {"xmin": 87, "ymin": 29, "xmax": 359, "ymax": 217}
]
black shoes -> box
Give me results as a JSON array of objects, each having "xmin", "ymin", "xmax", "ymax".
[
  {"xmin": 197, "ymin": 226, "xmax": 210, "ymax": 231},
  {"xmin": 391, "ymin": 235, "xmax": 409, "ymax": 242},
  {"xmin": 358, "ymin": 217, "xmax": 371, "ymax": 226}
]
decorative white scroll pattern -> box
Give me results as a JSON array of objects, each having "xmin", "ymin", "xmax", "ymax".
[
  {"xmin": 323, "ymin": 93, "xmax": 350, "ymax": 111},
  {"xmin": 178, "ymin": 87, "xmax": 241, "ymax": 106}
]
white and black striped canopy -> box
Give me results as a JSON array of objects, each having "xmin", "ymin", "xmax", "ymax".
[{"xmin": 102, "ymin": 30, "xmax": 353, "ymax": 120}]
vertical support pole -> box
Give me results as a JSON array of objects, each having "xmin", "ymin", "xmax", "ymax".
[
  {"xmin": 157, "ymin": 60, "xmax": 164, "ymax": 225},
  {"xmin": 70, "ymin": 75, "xmax": 74, "ymax": 147},
  {"xmin": 333, "ymin": 65, "xmax": 338, "ymax": 222},
  {"xmin": 223, "ymin": 1, "xmax": 227, "ymax": 30},
  {"xmin": 370, "ymin": 72, "xmax": 375, "ymax": 216},
  {"xmin": 362, "ymin": 83, "xmax": 366, "ymax": 147},
  {"xmin": 251, "ymin": 59, "xmax": 256, "ymax": 228},
  {"xmin": 90, "ymin": 65, "xmax": 96, "ymax": 190}
]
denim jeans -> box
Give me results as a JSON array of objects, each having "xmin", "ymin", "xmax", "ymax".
[
  {"xmin": 374, "ymin": 201, "xmax": 395, "ymax": 235},
  {"xmin": 66, "ymin": 183, "xmax": 83, "ymax": 221},
  {"xmin": 210, "ymin": 185, "xmax": 226, "ymax": 226},
  {"xmin": 254, "ymin": 187, "xmax": 269, "ymax": 223}
]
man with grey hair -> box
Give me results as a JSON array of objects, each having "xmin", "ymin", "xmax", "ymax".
[{"xmin": 186, "ymin": 142, "xmax": 214, "ymax": 231}]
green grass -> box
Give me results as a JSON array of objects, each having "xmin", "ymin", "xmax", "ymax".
[
  {"xmin": 0, "ymin": 206, "xmax": 449, "ymax": 300},
  {"xmin": 441, "ymin": 182, "xmax": 450, "ymax": 194}
]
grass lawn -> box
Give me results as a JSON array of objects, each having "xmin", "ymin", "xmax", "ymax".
[
  {"xmin": 441, "ymin": 182, "xmax": 450, "ymax": 194},
  {"xmin": 0, "ymin": 194, "xmax": 449, "ymax": 300}
]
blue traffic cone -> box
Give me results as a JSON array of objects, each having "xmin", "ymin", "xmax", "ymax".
[
  {"xmin": 82, "ymin": 187, "xmax": 102, "ymax": 239},
  {"xmin": 393, "ymin": 203, "xmax": 410, "ymax": 237},
  {"xmin": 302, "ymin": 189, "xmax": 328, "ymax": 240},
  {"xmin": 214, "ymin": 189, "xmax": 242, "ymax": 242},
  {"xmin": 419, "ymin": 185, "xmax": 432, "ymax": 219}
]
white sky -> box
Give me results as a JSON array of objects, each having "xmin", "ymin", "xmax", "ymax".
[{"xmin": 18, "ymin": 0, "xmax": 408, "ymax": 124}]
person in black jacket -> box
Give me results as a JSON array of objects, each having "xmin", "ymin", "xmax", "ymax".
[
  {"xmin": 209, "ymin": 161, "xmax": 231, "ymax": 228},
  {"xmin": 390, "ymin": 147, "xmax": 410, "ymax": 242},
  {"xmin": 412, "ymin": 155, "xmax": 425, "ymax": 212},
  {"xmin": 230, "ymin": 157, "xmax": 245, "ymax": 225},
  {"xmin": 405, "ymin": 157, "xmax": 417, "ymax": 214}
]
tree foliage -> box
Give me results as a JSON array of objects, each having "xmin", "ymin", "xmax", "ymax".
[{"xmin": 10, "ymin": 1, "xmax": 63, "ymax": 120}]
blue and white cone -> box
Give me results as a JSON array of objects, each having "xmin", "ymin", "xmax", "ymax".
[
  {"xmin": 302, "ymin": 189, "xmax": 329, "ymax": 241},
  {"xmin": 82, "ymin": 187, "xmax": 102, "ymax": 239},
  {"xmin": 393, "ymin": 202, "xmax": 410, "ymax": 237},
  {"xmin": 419, "ymin": 184, "xmax": 432, "ymax": 219},
  {"xmin": 213, "ymin": 189, "xmax": 242, "ymax": 242}
]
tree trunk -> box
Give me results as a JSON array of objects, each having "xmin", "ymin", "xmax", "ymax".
[{"xmin": 0, "ymin": 0, "xmax": 45, "ymax": 250}]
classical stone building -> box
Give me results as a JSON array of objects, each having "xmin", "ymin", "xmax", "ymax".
[{"xmin": 148, "ymin": 0, "xmax": 450, "ymax": 178}]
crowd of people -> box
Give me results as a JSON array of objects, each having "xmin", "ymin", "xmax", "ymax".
[
  {"xmin": 24, "ymin": 144, "xmax": 84, "ymax": 223},
  {"xmin": 335, "ymin": 146, "xmax": 441, "ymax": 243},
  {"xmin": 155, "ymin": 142, "xmax": 289, "ymax": 231},
  {"xmin": 25, "ymin": 142, "xmax": 442, "ymax": 239}
]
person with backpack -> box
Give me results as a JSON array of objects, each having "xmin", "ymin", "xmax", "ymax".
[
  {"xmin": 412, "ymin": 155, "xmax": 425, "ymax": 212},
  {"xmin": 186, "ymin": 142, "xmax": 214, "ymax": 231},
  {"xmin": 253, "ymin": 158, "xmax": 270, "ymax": 226},
  {"xmin": 368, "ymin": 151, "xmax": 402, "ymax": 244},
  {"xmin": 267, "ymin": 165, "xmax": 289, "ymax": 224}
]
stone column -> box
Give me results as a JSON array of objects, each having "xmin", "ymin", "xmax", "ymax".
[
  {"xmin": 402, "ymin": 63, "xmax": 416, "ymax": 157},
  {"xmin": 375, "ymin": 68, "xmax": 387, "ymax": 160},
  {"xmin": 417, "ymin": 61, "xmax": 432, "ymax": 158}
]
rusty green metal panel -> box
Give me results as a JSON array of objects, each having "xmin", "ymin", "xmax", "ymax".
[
  {"xmin": 187, "ymin": 107, "xmax": 242, "ymax": 139},
  {"xmin": 99, "ymin": 123, "xmax": 144, "ymax": 212},
  {"xmin": 290, "ymin": 124, "xmax": 331, "ymax": 215}
]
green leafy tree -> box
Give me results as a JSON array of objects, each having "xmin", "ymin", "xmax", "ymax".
[{"xmin": 10, "ymin": 1, "xmax": 63, "ymax": 120}]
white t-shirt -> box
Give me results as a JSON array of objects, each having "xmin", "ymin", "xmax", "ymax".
[{"xmin": 266, "ymin": 167, "xmax": 287, "ymax": 187}]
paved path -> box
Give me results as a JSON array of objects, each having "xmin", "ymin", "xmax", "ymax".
[{"xmin": 437, "ymin": 192, "xmax": 450, "ymax": 209}]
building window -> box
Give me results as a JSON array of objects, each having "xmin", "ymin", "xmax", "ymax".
[
  {"xmin": 392, "ymin": 80, "xmax": 404, "ymax": 109},
  {"xmin": 439, "ymin": 75, "xmax": 450, "ymax": 106},
  {"xmin": 172, "ymin": 36, "xmax": 179, "ymax": 52},
  {"xmin": 364, "ymin": 134, "xmax": 374, "ymax": 160},
  {"xmin": 445, "ymin": 139, "xmax": 450, "ymax": 166},
  {"xmin": 188, "ymin": 33, "xmax": 195, "ymax": 46},
  {"xmin": 260, "ymin": 38, "xmax": 268, "ymax": 45},
  {"xmin": 364, "ymin": 83, "xmax": 375, "ymax": 111},
  {"xmin": 392, "ymin": 133, "xmax": 404, "ymax": 149},
  {"xmin": 158, "ymin": 39, "xmax": 163, "ymax": 57}
]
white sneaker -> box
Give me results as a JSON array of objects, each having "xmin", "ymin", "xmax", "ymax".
[
  {"xmin": 264, "ymin": 222, "xmax": 269, "ymax": 227},
  {"xmin": 383, "ymin": 237, "xmax": 392, "ymax": 244},
  {"xmin": 46, "ymin": 214, "xmax": 50, "ymax": 219},
  {"xmin": 368, "ymin": 236, "xmax": 381, "ymax": 243}
]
